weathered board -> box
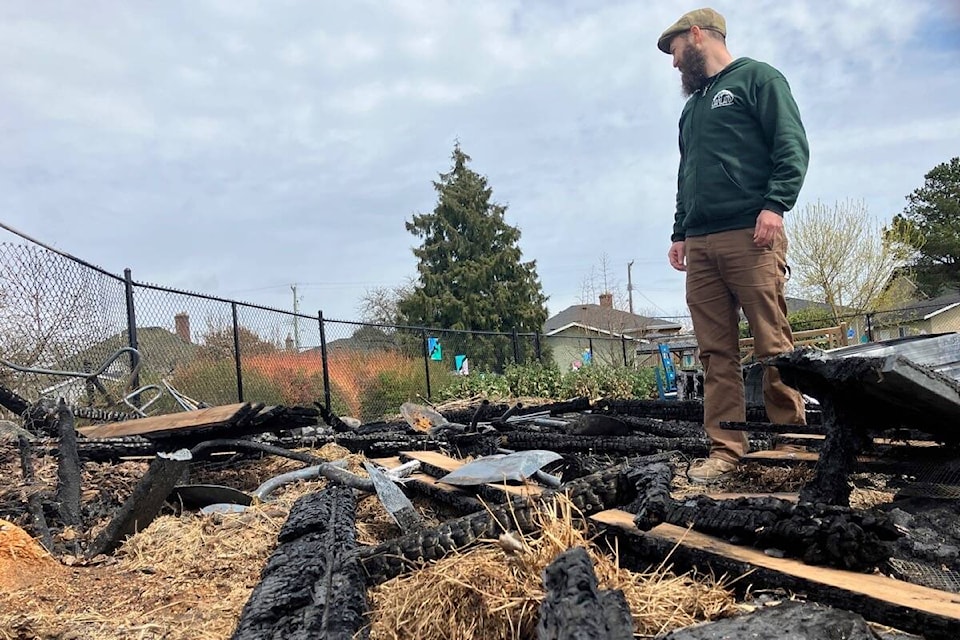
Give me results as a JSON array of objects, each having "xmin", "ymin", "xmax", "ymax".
[
  {"xmin": 591, "ymin": 509, "xmax": 960, "ymax": 638},
  {"xmin": 77, "ymin": 403, "xmax": 248, "ymax": 439}
]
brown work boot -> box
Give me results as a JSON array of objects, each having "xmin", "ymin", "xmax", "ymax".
[{"xmin": 687, "ymin": 457, "xmax": 737, "ymax": 484}]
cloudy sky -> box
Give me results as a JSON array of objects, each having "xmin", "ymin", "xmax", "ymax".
[{"xmin": 2, "ymin": 0, "xmax": 959, "ymax": 326}]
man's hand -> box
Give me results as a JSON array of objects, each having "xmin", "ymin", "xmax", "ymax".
[
  {"xmin": 668, "ymin": 241, "xmax": 686, "ymax": 271},
  {"xmin": 753, "ymin": 209, "xmax": 783, "ymax": 247}
]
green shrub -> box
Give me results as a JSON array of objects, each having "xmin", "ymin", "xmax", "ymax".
[
  {"xmin": 438, "ymin": 363, "xmax": 656, "ymax": 402},
  {"xmin": 503, "ymin": 363, "xmax": 564, "ymax": 398},
  {"xmin": 359, "ymin": 370, "xmax": 415, "ymax": 421},
  {"xmin": 438, "ymin": 370, "xmax": 511, "ymax": 400}
]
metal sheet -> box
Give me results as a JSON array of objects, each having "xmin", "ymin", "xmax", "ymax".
[
  {"xmin": 828, "ymin": 333, "xmax": 960, "ymax": 381},
  {"xmin": 438, "ymin": 450, "xmax": 563, "ymax": 486},
  {"xmin": 169, "ymin": 484, "xmax": 253, "ymax": 509},
  {"xmin": 363, "ymin": 461, "xmax": 423, "ymax": 533}
]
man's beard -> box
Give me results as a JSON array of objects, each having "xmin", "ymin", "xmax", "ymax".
[{"xmin": 680, "ymin": 46, "xmax": 709, "ymax": 96}]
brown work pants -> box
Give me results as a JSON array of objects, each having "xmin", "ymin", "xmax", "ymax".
[{"xmin": 685, "ymin": 228, "xmax": 806, "ymax": 463}]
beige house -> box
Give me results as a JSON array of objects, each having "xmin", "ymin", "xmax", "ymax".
[
  {"xmin": 543, "ymin": 294, "xmax": 683, "ymax": 369},
  {"xmin": 871, "ymin": 291, "xmax": 960, "ymax": 340}
]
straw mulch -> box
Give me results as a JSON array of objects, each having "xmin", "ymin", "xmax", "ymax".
[
  {"xmin": 367, "ymin": 495, "xmax": 738, "ymax": 640},
  {"xmin": 0, "ymin": 442, "xmax": 388, "ymax": 640}
]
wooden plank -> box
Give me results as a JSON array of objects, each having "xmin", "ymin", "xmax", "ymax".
[
  {"xmin": 370, "ymin": 457, "xmax": 403, "ymax": 469},
  {"xmin": 779, "ymin": 433, "xmax": 941, "ymax": 448},
  {"xmin": 743, "ymin": 449, "xmax": 821, "ymax": 463},
  {"xmin": 400, "ymin": 450, "xmax": 467, "ymax": 472},
  {"xmin": 400, "ymin": 450, "xmax": 543, "ymax": 497},
  {"xmin": 77, "ymin": 403, "xmax": 248, "ymax": 439},
  {"xmin": 591, "ymin": 510, "xmax": 960, "ymax": 621}
]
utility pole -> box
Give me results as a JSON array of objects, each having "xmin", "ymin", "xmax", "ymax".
[
  {"xmin": 627, "ymin": 261, "xmax": 635, "ymax": 315},
  {"xmin": 291, "ymin": 284, "xmax": 301, "ymax": 351}
]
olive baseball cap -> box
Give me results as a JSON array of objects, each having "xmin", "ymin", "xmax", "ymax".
[{"xmin": 657, "ymin": 7, "xmax": 726, "ymax": 54}]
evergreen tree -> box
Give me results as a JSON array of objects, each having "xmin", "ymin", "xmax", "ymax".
[
  {"xmin": 399, "ymin": 144, "xmax": 548, "ymax": 371},
  {"xmin": 891, "ymin": 157, "xmax": 960, "ymax": 296}
]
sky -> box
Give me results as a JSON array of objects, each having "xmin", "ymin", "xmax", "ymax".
[{"xmin": 1, "ymin": 0, "xmax": 959, "ymax": 326}]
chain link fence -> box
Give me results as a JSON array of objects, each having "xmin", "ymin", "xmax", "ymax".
[{"xmin": 2, "ymin": 222, "xmax": 957, "ymax": 424}]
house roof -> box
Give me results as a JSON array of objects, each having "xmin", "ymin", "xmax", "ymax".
[
  {"xmin": 544, "ymin": 304, "xmax": 682, "ymax": 337},
  {"xmin": 872, "ymin": 291, "xmax": 960, "ymax": 326},
  {"xmin": 64, "ymin": 326, "xmax": 199, "ymax": 375}
]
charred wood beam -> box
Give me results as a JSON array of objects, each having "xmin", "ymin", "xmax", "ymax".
[
  {"xmin": 87, "ymin": 449, "xmax": 192, "ymax": 557},
  {"xmin": 597, "ymin": 414, "xmax": 704, "ymax": 439},
  {"xmin": 232, "ymin": 485, "xmax": 367, "ymax": 640},
  {"xmin": 504, "ymin": 431, "xmax": 711, "ymax": 457},
  {"xmin": 402, "ymin": 477, "xmax": 485, "ymax": 514},
  {"xmin": 721, "ymin": 420, "xmax": 827, "ymax": 435},
  {"xmin": 664, "ymin": 601, "xmax": 892, "ymax": 640},
  {"xmin": 438, "ymin": 397, "xmax": 593, "ymax": 426},
  {"xmin": 597, "ymin": 398, "xmax": 821, "ymax": 425},
  {"xmin": 799, "ymin": 390, "xmax": 861, "ymax": 506},
  {"xmin": 628, "ymin": 466, "xmax": 901, "ymax": 572},
  {"xmin": 0, "ymin": 382, "xmax": 30, "ymax": 415},
  {"xmin": 55, "ymin": 400, "xmax": 82, "ymax": 537},
  {"xmin": 774, "ymin": 350, "xmax": 960, "ymax": 505},
  {"xmin": 32, "ymin": 436, "xmax": 159, "ymax": 462},
  {"xmin": 537, "ymin": 546, "xmax": 633, "ymax": 640},
  {"xmin": 334, "ymin": 432, "xmax": 440, "ymax": 457},
  {"xmin": 18, "ymin": 434, "xmax": 53, "ymax": 552}
]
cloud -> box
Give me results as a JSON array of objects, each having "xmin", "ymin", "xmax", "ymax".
[{"xmin": 0, "ymin": 0, "xmax": 957, "ymax": 324}]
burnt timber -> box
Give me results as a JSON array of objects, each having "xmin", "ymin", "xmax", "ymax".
[{"xmin": 772, "ymin": 348, "xmax": 960, "ymax": 505}]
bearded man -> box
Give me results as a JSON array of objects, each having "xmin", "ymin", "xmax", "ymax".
[{"xmin": 659, "ymin": 8, "xmax": 810, "ymax": 483}]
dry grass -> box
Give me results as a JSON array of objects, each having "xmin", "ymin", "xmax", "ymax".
[
  {"xmin": 367, "ymin": 495, "xmax": 737, "ymax": 640},
  {"xmin": 0, "ymin": 443, "xmax": 374, "ymax": 640}
]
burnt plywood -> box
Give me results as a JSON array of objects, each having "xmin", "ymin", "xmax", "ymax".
[{"xmin": 774, "ymin": 350, "xmax": 960, "ymax": 438}]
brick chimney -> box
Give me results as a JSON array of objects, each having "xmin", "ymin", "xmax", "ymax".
[
  {"xmin": 599, "ymin": 293, "xmax": 614, "ymax": 309},
  {"xmin": 174, "ymin": 313, "xmax": 191, "ymax": 343}
]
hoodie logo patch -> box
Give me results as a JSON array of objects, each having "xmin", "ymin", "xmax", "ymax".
[{"xmin": 711, "ymin": 89, "xmax": 735, "ymax": 109}]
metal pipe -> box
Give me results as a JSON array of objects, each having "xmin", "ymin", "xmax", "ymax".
[
  {"xmin": 421, "ymin": 328, "xmax": 432, "ymax": 399},
  {"xmin": 123, "ymin": 268, "xmax": 141, "ymax": 399},
  {"xmin": 319, "ymin": 311, "xmax": 332, "ymax": 414},
  {"xmin": 231, "ymin": 302, "xmax": 244, "ymax": 402},
  {"xmin": 252, "ymin": 462, "xmax": 372, "ymax": 500}
]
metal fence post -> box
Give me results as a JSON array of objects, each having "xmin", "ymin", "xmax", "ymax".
[
  {"xmin": 231, "ymin": 302, "xmax": 244, "ymax": 402},
  {"xmin": 588, "ymin": 337, "xmax": 594, "ymax": 363},
  {"xmin": 512, "ymin": 328, "xmax": 521, "ymax": 364},
  {"xmin": 534, "ymin": 331, "xmax": 542, "ymax": 364},
  {"xmin": 865, "ymin": 313, "xmax": 874, "ymax": 342},
  {"xmin": 420, "ymin": 328, "xmax": 432, "ymax": 399},
  {"xmin": 319, "ymin": 311, "xmax": 331, "ymax": 413},
  {"xmin": 621, "ymin": 335, "xmax": 628, "ymax": 367},
  {"xmin": 122, "ymin": 268, "xmax": 140, "ymax": 394}
]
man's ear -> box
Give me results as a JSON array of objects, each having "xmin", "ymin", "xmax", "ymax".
[{"xmin": 688, "ymin": 25, "xmax": 703, "ymax": 44}]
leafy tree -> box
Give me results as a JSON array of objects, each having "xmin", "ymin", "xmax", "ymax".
[
  {"xmin": 891, "ymin": 157, "xmax": 960, "ymax": 296},
  {"xmin": 198, "ymin": 323, "xmax": 278, "ymax": 362},
  {"xmin": 787, "ymin": 306, "xmax": 837, "ymax": 332},
  {"xmin": 785, "ymin": 199, "xmax": 915, "ymax": 321},
  {"xmin": 399, "ymin": 144, "xmax": 548, "ymax": 371}
]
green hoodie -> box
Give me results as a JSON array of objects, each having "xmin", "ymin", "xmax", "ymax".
[{"xmin": 672, "ymin": 57, "xmax": 809, "ymax": 242}]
